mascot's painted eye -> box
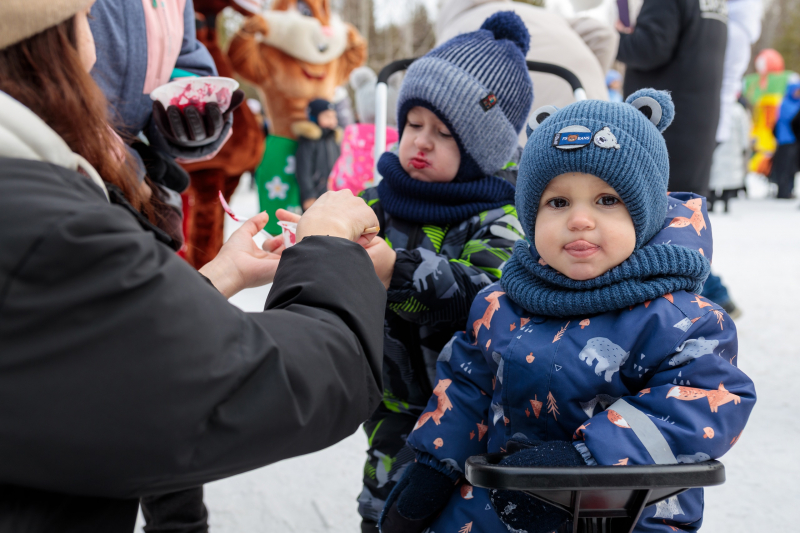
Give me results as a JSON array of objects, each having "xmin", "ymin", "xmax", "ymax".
[
  {"xmin": 296, "ymin": 0, "xmax": 313, "ymax": 17},
  {"xmin": 630, "ymin": 96, "xmax": 663, "ymax": 127},
  {"xmin": 526, "ymin": 105, "xmax": 558, "ymax": 137}
]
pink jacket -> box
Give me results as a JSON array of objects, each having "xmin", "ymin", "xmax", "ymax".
[{"xmin": 328, "ymin": 123, "xmax": 399, "ymax": 195}]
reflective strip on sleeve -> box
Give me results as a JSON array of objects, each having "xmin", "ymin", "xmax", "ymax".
[{"xmin": 609, "ymin": 399, "xmax": 678, "ymax": 464}]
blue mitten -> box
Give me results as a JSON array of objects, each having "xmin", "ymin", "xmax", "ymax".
[
  {"xmin": 379, "ymin": 461, "xmax": 456, "ymax": 533},
  {"xmin": 490, "ymin": 440, "xmax": 589, "ymax": 533}
]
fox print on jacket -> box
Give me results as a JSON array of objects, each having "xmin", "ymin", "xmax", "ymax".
[{"xmin": 406, "ymin": 194, "xmax": 756, "ymax": 533}]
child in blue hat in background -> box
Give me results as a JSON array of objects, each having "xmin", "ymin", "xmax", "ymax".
[
  {"xmin": 357, "ymin": 12, "xmax": 534, "ymax": 531},
  {"xmin": 380, "ymin": 90, "xmax": 756, "ymax": 533}
]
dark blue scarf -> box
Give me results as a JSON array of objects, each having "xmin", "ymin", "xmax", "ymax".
[
  {"xmin": 376, "ymin": 152, "xmax": 516, "ymax": 225},
  {"xmin": 501, "ymin": 240, "xmax": 710, "ymax": 318}
]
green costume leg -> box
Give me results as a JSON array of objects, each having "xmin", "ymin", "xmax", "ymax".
[{"xmin": 254, "ymin": 135, "xmax": 302, "ymax": 235}]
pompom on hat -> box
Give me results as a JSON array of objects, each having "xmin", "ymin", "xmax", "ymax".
[
  {"xmin": 516, "ymin": 88, "xmax": 676, "ymax": 250},
  {"xmin": 0, "ymin": 0, "xmax": 93, "ymax": 50},
  {"xmin": 396, "ymin": 11, "xmax": 534, "ymax": 181}
]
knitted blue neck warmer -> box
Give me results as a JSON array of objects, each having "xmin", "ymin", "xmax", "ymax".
[
  {"xmin": 501, "ymin": 240, "xmax": 710, "ymax": 318},
  {"xmin": 376, "ymin": 152, "xmax": 516, "ymax": 225}
]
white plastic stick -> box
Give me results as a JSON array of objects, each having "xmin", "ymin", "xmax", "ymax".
[
  {"xmin": 574, "ymin": 88, "xmax": 588, "ymax": 102},
  {"xmin": 373, "ymin": 82, "xmax": 389, "ymax": 186}
]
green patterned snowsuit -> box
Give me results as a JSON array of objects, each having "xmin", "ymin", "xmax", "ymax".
[{"xmin": 356, "ymin": 186, "xmax": 523, "ymax": 529}]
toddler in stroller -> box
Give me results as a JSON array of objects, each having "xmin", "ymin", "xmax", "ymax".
[{"xmin": 380, "ymin": 90, "xmax": 756, "ymax": 533}]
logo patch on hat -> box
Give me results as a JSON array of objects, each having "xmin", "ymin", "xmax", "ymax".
[
  {"xmin": 552, "ymin": 125, "xmax": 592, "ymax": 150},
  {"xmin": 480, "ymin": 94, "xmax": 498, "ymax": 112},
  {"xmin": 593, "ymin": 127, "xmax": 621, "ymax": 150}
]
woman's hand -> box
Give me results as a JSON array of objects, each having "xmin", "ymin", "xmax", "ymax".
[
  {"xmin": 278, "ymin": 204, "xmax": 391, "ymax": 286},
  {"xmin": 364, "ymin": 237, "xmax": 396, "ymax": 289},
  {"xmin": 199, "ymin": 212, "xmax": 285, "ymax": 298},
  {"xmin": 295, "ymin": 190, "xmax": 379, "ymax": 246}
]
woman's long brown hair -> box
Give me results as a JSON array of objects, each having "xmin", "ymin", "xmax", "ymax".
[{"xmin": 0, "ymin": 17, "xmax": 146, "ymax": 210}]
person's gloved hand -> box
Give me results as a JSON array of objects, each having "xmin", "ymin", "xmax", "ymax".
[
  {"xmin": 131, "ymin": 142, "xmax": 190, "ymax": 193},
  {"xmin": 379, "ymin": 462, "xmax": 456, "ymax": 533},
  {"xmin": 490, "ymin": 439, "xmax": 588, "ymax": 533},
  {"xmin": 152, "ymin": 89, "xmax": 245, "ymax": 148}
]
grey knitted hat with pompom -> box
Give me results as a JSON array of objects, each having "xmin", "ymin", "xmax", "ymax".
[{"xmin": 396, "ymin": 11, "xmax": 534, "ymax": 180}]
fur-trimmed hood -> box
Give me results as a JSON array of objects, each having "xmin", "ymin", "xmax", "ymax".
[{"xmin": 290, "ymin": 120, "xmax": 343, "ymax": 143}]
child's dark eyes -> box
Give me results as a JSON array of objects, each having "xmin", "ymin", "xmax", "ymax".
[
  {"xmin": 408, "ymin": 122, "xmax": 422, "ymax": 129},
  {"xmin": 597, "ymin": 195, "xmax": 621, "ymax": 207},
  {"xmin": 439, "ymin": 131, "xmax": 453, "ymax": 139},
  {"xmin": 546, "ymin": 198, "xmax": 569, "ymax": 209}
]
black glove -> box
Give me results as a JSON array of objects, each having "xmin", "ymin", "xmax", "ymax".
[
  {"xmin": 152, "ymin": 89, "xmax": 245, "ymax": 148},
  {"xmin": 490, "ymin": 439, "xmax": 587, "ymax": 533},
  {"xmin": 131, "ymin": 142, "xmax": 190, "ymax": 193},
  {"xmin": 379, "ymin": 462, "xmax": 455, "ymax": 533}
]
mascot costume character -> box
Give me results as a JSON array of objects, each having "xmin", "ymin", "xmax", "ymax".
[
  {"xmin": 228, "ymin": 0, "xmax": 367, "ymax": 234},
  {"xmin": 743, "ymin": 49, "xmax": 800, "ymax": 176},
  {"xmin": 181, "ymin": 0, "xmax": 266, "ymax": 268}
]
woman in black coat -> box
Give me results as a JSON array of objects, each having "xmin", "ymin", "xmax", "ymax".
[{"xmin": 0, "ymin": 1, "xmax": 387, "ymax": 530}]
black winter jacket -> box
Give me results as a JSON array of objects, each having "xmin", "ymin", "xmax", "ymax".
[
  {"xmin": 617, "ymin": 0, "xmax": 727, "ymax": 196},
  {"xmin": 0, "ymin": 158, "xmax": 385, "ymax": 531}
]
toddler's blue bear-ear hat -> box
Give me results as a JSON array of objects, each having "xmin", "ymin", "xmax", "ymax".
[
  {"xmin": 516, "ymin": 88, "xmax": 675, "ymax": 249},
  {"xmin": 396, "ymin": 11, "xmax": 534, "ymax": 181}
]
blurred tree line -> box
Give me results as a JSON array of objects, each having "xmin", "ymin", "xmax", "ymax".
[
  {"xmin": 332, "ymin": 0, "xmax": 436, "ymax": 72},
  {"xmin": 755, "ymin": 0, "xmax": 800, "ymax": 73}
]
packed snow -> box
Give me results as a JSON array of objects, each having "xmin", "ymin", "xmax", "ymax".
[{"xmin": 137, "ymin": 174, "xmax": 800, "ymax": 532}]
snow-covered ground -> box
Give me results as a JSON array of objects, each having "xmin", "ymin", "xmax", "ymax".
[{"xmin": 138, "ymin": 175, "xmax": 800, "ymax": 532}]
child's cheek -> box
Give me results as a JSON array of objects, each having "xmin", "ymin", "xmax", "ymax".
[
  {"xmin": 397, "ymin": 132, "xmax": 414, "ymax": 168},
  {"xmin": 533, "ymin": 216, "xmax": 558, "ymax": 264}
]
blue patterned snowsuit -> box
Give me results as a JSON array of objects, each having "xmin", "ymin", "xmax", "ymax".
[{"xmin": 406, "ymin": 194, "xmax": 756, "ymax": 532}]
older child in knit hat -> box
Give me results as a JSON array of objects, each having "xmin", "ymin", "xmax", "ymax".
[
  {"xmin": 381, "ymin": 90, "xmax": 756, "ymax": 533},
  {"xmin": 357, "ymin": 12, "xmax": 533, "ymax": 530}
]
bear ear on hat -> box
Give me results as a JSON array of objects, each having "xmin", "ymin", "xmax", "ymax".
[
  {"xmin": 625, "ymin": 88, "xmax": 675, "ymax": 133},
  {"xmin": 526, "ymin": 105, "xmax": 558, "ymax": 138},
  {"xmin": 480, "ymin": 11, "xmax": 531, "ymax": 56}
]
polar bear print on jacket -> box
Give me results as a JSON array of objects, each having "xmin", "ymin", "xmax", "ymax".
[
  {"xmin": 669, "ymin": 336, "xmax": 719, "ymax": 366},
  {"xmin": 579, "ymin": 338, "xmax": 630, "ymax": 382}
]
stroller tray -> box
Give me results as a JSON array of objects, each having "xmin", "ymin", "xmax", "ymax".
[{"xmin": 465, "ymin": 453, "xmax": 725, "ymax": 533}]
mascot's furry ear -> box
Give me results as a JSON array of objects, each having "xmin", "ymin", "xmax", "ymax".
[
  {"xmin": 349, "ymin": 66, "xmax": 376, "ymax": 91},
  {"xmin": 526, "ymin": 105, "xmax": 558, "ymax": 138},
  {"xmin": 626, "ymin": 88, "xmax": 675, "ymax": 133},
  {"xmin": 350, "ymin": 66, "xmax": 377, "ymax": 124}
]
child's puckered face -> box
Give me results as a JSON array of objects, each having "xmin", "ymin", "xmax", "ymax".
[
  {"xmin": 399, "ymin": 106, "xmax": 461, "ymax": 183},
  {"xmin": 534, "ymin": 173, "xmax": 636, "ymax": 281}
]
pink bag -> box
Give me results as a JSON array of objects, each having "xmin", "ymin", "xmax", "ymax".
[{"xmin": 328, "ymin": 123, "xmax": 399, "ymax": 195}]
